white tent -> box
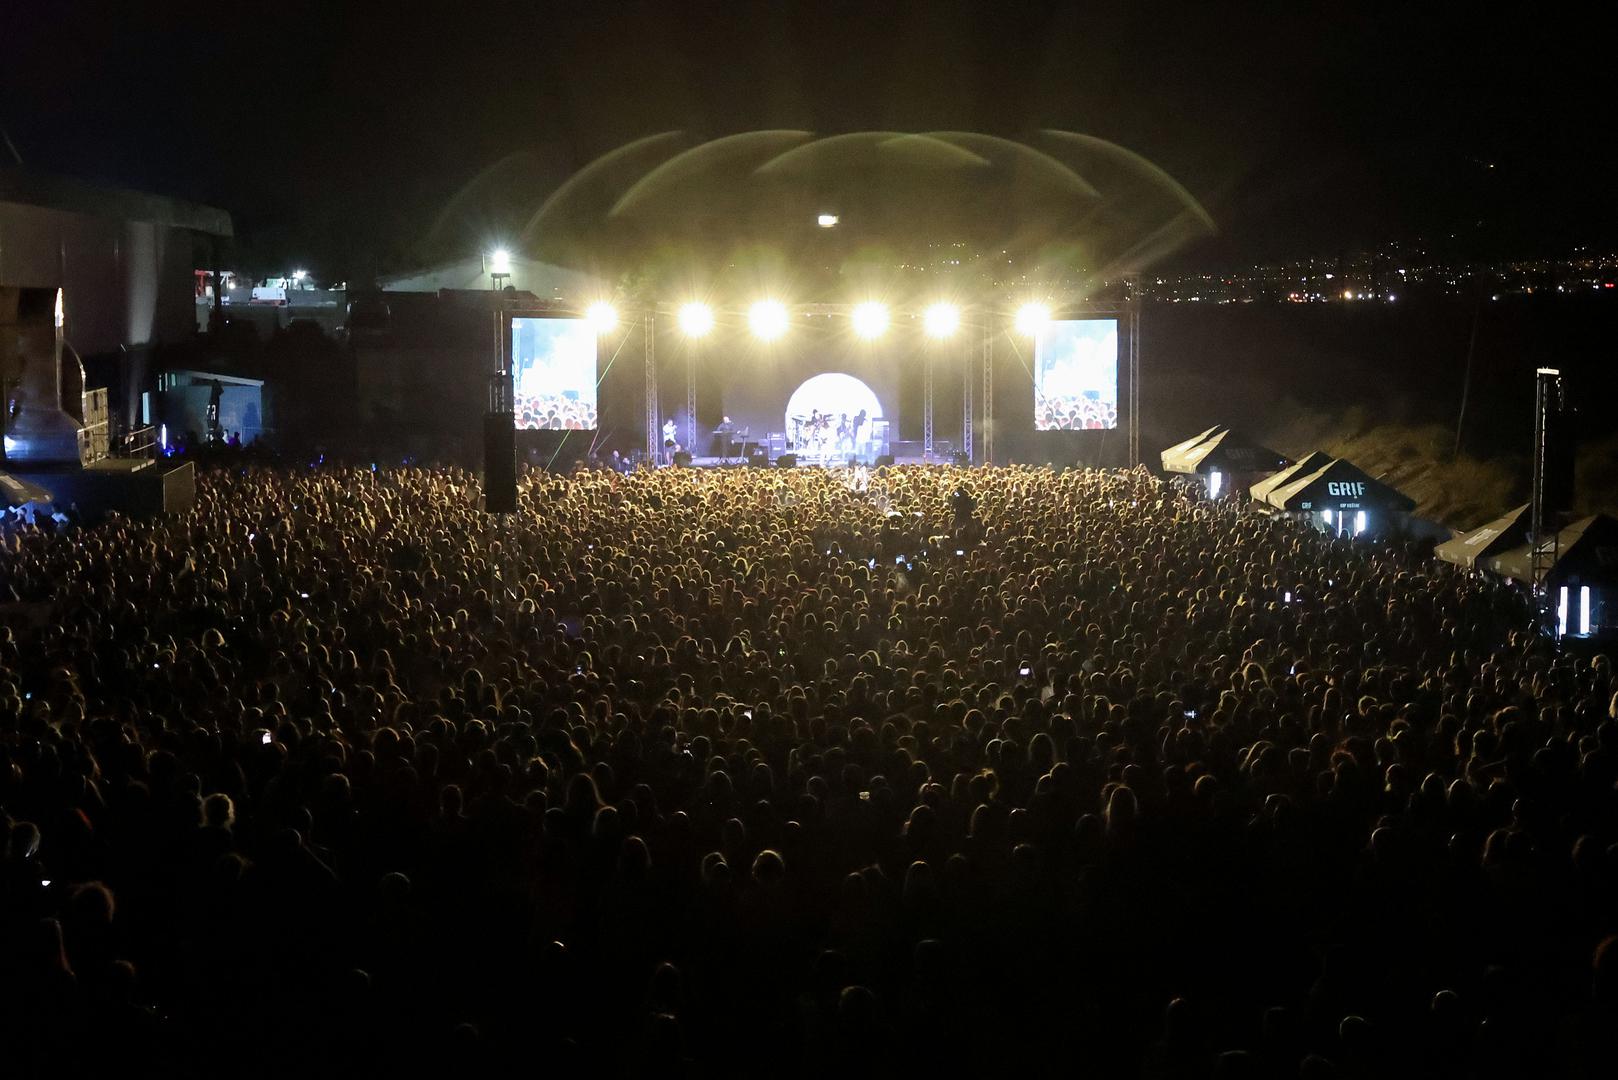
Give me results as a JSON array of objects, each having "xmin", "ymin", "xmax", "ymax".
[{"xmin": 377, "ymin": 255, "xmax": 602, "ymax": 303}]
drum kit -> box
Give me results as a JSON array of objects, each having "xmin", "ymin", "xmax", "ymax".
[{"xmin": 790, "ymin": 413, "xmax": 837, "ymax": 455}]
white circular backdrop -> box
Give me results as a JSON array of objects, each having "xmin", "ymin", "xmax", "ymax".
[{"xmin": 784, "ymin": 372, "xmax": 883, "ymax": 453}]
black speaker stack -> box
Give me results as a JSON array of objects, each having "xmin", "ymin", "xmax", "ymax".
[{"xmin": 483, "ymin": 412, "xmax": 517, "ymax": 514}]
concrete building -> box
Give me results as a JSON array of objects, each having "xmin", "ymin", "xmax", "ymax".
[{"xmin": 0, "ymin": 167, "xmax": 233, "ymax": 430}]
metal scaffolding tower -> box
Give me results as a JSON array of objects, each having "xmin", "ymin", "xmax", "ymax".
[
  {"xmin": 963, "ymin": 325, "xmax": 977, "ymax": 462},
  {"xmin": 922, "ymin": 347, "xmax": 935, "ymax": 460},
  {"xmin": 1126, "ymin": 273, "xmax": 1142, "ymax": 467},
  {"xmin": 685, "ymin": 344, "xmax": 697, "ymax": 454},
  {"xmin": 1530, "ymin": 366, "xmax": 1564, "ymax": 629},
  {"xmin": 643, "ymin": 312, "xmax": 659, "ymax": 463}
]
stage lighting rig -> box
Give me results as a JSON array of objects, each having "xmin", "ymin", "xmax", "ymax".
[
  {"xmin": 851, "ymin": 301, "xmax": 889, "ymax": 340},
  {"xmin": 1015, "ymin": 303, "xmax": 1050, "ymax": 336},
  {"xmin": 749, "ymin": 300, "xmax": 789, "ymax": 341},
  {"xmin": 924, "ymin": 303, "xmax": 960, "ymax": 339},
  {"xmin": 678, "ymin": 302, "xmax": 715, "ymax": 338}
]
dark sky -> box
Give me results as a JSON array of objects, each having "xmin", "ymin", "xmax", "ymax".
[{"xmin": 4, "ymin": 0, "xmax": 1613, "ymax": 276}]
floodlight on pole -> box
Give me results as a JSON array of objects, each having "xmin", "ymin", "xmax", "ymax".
[
  {"xmin": 587, "ymin": 302, "xmax": 618, "ymax": 333},
  {"xmin": 851, "ymin": 301, "xmax": 889, "ymax": 340},
  {"xmin": 489, "ymin": 248, "xmax": 512, "ymax": 275},
  {"xmin": 1015, "ymin": 303, "xmax": 1050, "ymax": 336},
  {"xmin": 924, "ymin": 303, "xmax": 960, "ymax": 339},
  {"xmin": 749, "ymin": 300, "xmax": 789, "ymax": 341},
  {"xmin": 678, "ymin": 302, "xmax": 715, "ymax": 338}
]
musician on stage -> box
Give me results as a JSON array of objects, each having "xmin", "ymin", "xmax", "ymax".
[{"xmin": 662, "ymin": 417, "xmax": 678, "ymax": 465}]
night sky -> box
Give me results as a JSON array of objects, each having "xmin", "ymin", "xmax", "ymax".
[{"xmin": 4, "ymin": 0, "xmax": 1613, "ymax": 276}]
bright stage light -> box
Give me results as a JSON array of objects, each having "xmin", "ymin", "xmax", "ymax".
[
  {"xmin": 678, "ymin": 302, "xmax": 714, "ymax": 338},
  {"xmin": 1015, "ymin": 303, "xmax": 1050, "ymax": 336},
  {"xmin": 924, "ymin": 302, "xmax": 960, "ymax": 339},
  {"xmin": 851, "ymin": 301, "xmax": 889, "ymax": 340},
  {"xmin": 489, "ymin": 248, "xmax": 512, "ymax": 275},
  {"xmin": 587, "ymin": 302, "xmax": 618, "ymax": 333},
  {"xmin": 749, "ymin": 300, "xmax": 789, "ymax": 341},
  {"xmin": 817, "ymin": 213, "xmax": 839, "ymax": 228}
]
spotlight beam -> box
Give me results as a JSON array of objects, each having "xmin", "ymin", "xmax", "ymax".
[
  {"xmin": 851, "ymin": 301, "xmax": 889, "ymax": 340},
  {"xmin": 749, "ymin": 300, "xmax": 789, "ymax": 341},
  {"xmin": 924, "ymin": 302, "xmax": 960, "ymax": 339},
  {"xmin": 678, "ymin": 302, "xmax": 714, "ymax": 338},
  {"xmin": 1015, "ymin": 303, "xmax": 1050, "ymax": 336}
]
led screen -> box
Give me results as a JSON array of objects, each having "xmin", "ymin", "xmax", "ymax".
[
  {"xmin": 1034, "ymin": 318, "xmax": 1118, "ymax": 430},
  {"xmin": 511, "ymin": 317, "xmax": 597, "ymax": 430}
]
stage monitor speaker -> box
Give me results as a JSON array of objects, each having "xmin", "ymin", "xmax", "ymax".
[
  {"xmin": 875, "ymin": 454, "xmax": 895, "ymax": 468},
  {"xmin": 483, "ymin": 412, "xmax": 517, "ymax": 513},
  {"xmin": 890, "ymin": 440, "xmax": 921, "ymax": 459},
  {"xmin": 672, "ymin": 450, "xmax": 693, "ymax": 467},
  {"xmin": 748, "ymin": 451, "xmax": 769, "ymax": 467},
  {"xmin": 775, "ymin": 453, "xmax": 797, "ymax": 468}
]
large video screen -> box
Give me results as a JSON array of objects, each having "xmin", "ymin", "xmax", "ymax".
[
  {"xmin": 511, "ymin": 317, "xmax": 598, "ymax": 430},
  {"xmin": 1034, "ymin": 318, "xmax": 1118, "ymax": 430}
]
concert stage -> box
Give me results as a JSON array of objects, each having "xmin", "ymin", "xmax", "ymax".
[
  {"xmin": 485, "ymin": 293, "xmax": 1141, "ymax": 504},
  {"xmin": 673, "ymin": 448, "xmax": 945, "ymax": 469}
]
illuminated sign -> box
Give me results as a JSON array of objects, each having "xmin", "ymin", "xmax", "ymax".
[{"xmin": 1326, "ymin": 481, "xmax": 1366, "ymax": 497}]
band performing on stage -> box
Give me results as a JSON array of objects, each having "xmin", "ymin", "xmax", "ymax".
[{"xmin": 788, "ymin": 407, "xmax": 870, "ymax": 462}]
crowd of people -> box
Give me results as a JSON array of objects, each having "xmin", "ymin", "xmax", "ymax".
[
  {"xmin": 1035, "ymin": 392, "xmax": 1119, "ymax": 431},
  {"xmin": 2, "ymin": 462, "xmax": 1616, "ymax": 1077},
  {"xmin": 514, "ymin": 391, "xmax": 598, "ymax": 431}
]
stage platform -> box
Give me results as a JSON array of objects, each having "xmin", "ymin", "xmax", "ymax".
[
  {"xmin": 8, "ymin": 459, "xmax": 196, "ymax": 521},
  {"xmin": 676, "ymin": 453, "xmax": 951, "ymax": 469}
]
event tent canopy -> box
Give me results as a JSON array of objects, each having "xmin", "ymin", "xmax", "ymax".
[
  {"xmin": 1161, "ymin": 426, "xmax": 1286, "ymax": 476},
  {"xmin": 1265, "ymin": 458, "xmax": 1416, "ymax": 513},
  {"xmin": 1483, "ymin": 513, "xmax": 1618, "ymax": 586},
  {"xmin": 1159, "ymin": 426, "xmax": 1221, "ymax": 473},
  {"xmin": 1435, "ymin": 505, "xmax": 1531, "ymax": 570},
  {"xmin": 1249, "ymin": 451, "xmax": 1332, "ymax": 504}
]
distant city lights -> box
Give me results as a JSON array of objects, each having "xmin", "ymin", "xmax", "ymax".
[{"xmin": 1132, "ymin": 245, "xmax": 1618, "ymax": 304}]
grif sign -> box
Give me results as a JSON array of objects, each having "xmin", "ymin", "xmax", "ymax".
[{"xmin": 1327, "ymin": 481, "xmax": 1367, "ymax": 498}]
